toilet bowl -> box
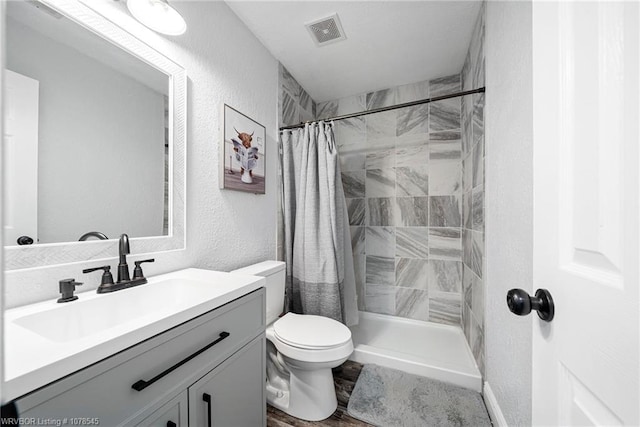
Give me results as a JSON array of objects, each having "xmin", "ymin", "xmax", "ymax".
[{"xmin": 231, "ymin": 261, "xmax": 354, "ymax": 422}]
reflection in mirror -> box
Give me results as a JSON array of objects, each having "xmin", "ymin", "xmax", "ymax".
[{"xmin": 4, "ymin": 1, "xmax": 169, "ymax": 246}]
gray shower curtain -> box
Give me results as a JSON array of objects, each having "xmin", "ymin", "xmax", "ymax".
[{"xmin": 279, "ymin": 122, "xmax": 359, "ymax": 326}]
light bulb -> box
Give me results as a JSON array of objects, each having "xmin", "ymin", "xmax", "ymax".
[{"xmin": 127, "ymin": 0, "xmax": 186, "ymax": 36}]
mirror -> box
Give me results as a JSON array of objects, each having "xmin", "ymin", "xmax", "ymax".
[
  {"xmin": 5, "ymin": 0, "xmax": 168, "ymax": 246},
  {"xmin": 3, "ymin": 0, "xmax": 186, "ymax": 270}
]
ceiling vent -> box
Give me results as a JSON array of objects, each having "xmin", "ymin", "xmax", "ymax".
[{"xmin": 305, "ymin": 13, "xmax": 347, "ymax": 47}]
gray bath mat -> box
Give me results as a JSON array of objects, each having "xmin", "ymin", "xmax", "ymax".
[{"xmin": 347, "ymin": 364, "xmax": 491, "ymax": 427}]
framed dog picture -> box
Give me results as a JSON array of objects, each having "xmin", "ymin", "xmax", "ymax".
[{"xmin": 220, "ymin": 104, "xmax": 266, "ymax": 194}]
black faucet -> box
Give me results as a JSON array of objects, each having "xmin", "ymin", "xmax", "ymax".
[
  {"xmin": 118, "ymin": 233, "xmax": 131, "ymax": 283},
  {"xmin": 82, "ymin": 233, "xmax": 155, "ymax": 294}
]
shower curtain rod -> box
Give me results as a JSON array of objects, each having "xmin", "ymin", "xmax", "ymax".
[{"xmin": 279, "ymin": 87, "xmax": 485, "ymax": 131}]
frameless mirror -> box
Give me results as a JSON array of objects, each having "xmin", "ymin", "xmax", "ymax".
[
  {"xmin": 3, "ymin": 0, "xmax": 186, "ymax": 270},
  {"xmin": 5, "ymin": 0, "xmax": 168, "ymax": 246}
]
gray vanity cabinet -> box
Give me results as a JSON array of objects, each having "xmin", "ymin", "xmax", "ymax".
[
  {"xmin": 189, "ymin": 336, "xmax": 265, "ymax": 427},
  {"xmin": 136, "ymin": 392, "xmax": 188, "ymax": 427},
  {"xmin": 15, "ymin": 289, "xmax": 266, "ymax": 427}
]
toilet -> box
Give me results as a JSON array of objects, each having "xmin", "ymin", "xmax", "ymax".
[{"xmin": 231, "ymin": 261, "xmax": 353, "ymax": 421}]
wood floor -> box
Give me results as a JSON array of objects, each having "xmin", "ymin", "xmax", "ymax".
[{"xmin": 266, "ymin": 361, "xmax": 373, "ymax": 427}]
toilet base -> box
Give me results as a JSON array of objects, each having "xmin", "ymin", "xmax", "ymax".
[
  {"xmin": 264, "ymin": 317, "xmax": 353, "ymax": 422},
  {"xmin": 267, "ymin": 365, "xmax": 338, "ymax": 421}
]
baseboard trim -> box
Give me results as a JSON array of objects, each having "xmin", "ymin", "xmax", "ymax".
[{"xmin": 483, "ymin": 381, "xmax": 508, "ymax": 427}]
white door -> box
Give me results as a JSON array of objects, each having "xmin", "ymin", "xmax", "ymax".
[
  {"xmin": 532, "ymin": 1, "xmax": 639, "ymax": 426},
  {"xmin": 3, "ymin": 69, "xmax": 39, "ymax": 246}
]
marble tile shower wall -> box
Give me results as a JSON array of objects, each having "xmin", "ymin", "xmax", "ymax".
[
  {"xmin": 277, "ymin": 64, "xmax": 318, "ymax": 261},
  {"xmin": 461, "ymin": 2, "xmax": 486, "ymax": 375},
  {"xmin": 279, "ymin": 64, "xmax": 316, "ymax": 127},
  {"xmin": 317, "ymin": 75, "xmax": 465, "ymax": 327}
]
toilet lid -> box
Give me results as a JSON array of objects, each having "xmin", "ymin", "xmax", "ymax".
[{"xmin": 273, "ymin": 313, "xmax": 352, "ymax": 350}]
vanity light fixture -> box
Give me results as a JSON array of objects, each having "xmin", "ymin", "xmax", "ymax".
[{"xmin": 127, "ymin": 0, "xmax": 186, "ymax": 36}]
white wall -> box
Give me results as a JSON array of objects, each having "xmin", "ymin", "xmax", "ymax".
[
  {"xmin": 0, "ymin": 0, "xmax": 6, "ymax": 397},
  {"xmin": 4, "ymin": 0, "xmax": 279, "ymax": 308},
  {"xmin": 485, "ymin": 1, "xmax": 533, "ymax": 425},
  {"xmin": 7, "ymin": 18, "xmax": 166, "ymax": 243}
]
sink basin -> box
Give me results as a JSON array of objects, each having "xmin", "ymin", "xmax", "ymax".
[{"xmin": 13, "ymin": 277, "xmax": 215, "ymax": 342}]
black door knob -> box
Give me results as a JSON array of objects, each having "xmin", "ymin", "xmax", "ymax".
[
  {"xmin": 17, "ymin": 235, "xmax": 34, "ymax": 245},
  {"xmin": 506, "ymin": 288, "xmax": 554, "ymax": 322}
]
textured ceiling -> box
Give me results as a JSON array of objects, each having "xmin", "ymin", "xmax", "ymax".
[{"xmin": 226, "ymin": 1, "xmax": 482, "ymax": 102}]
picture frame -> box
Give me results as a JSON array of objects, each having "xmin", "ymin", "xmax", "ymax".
[{"xmin": 220, "ymin": 104, "xmax": 266, "ymax": 194}]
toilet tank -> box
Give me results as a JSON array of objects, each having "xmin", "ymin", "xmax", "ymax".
[{"xmin": 231, "ymin": 261, "xmax": 285, "ymax": 324}]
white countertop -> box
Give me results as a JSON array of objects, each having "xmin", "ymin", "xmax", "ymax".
[{"xmin": 3, "ymin": 268, "xmax": 265, "ymax": 401}]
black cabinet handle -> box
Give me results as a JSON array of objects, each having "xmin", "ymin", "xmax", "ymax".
[
  {"xmin": 166, "ymin": 422, "xmax": 176, "ymax": 427},
  {"xmin": 131, "ymin": 332, "xmax": 230, "ymax": 391},
  {"xmin": 203, "ymin": 393, "xmax": 212, "ymax": 427}
]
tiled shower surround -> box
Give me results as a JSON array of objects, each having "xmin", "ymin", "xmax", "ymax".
[
  {"xmin": 316, "ymin": 75, "xmax": 466, "ymax": 326},
  {"xmin": 461, "ymin": 3, "xmax": 486, "ymax": 375},
  {"xmin": 277, "ymin": 2, "xmax": 485, "ymax": 375},
  {"xmin": 276, "ymin": 64, "xmax": 317, "ymax": 260},
  {"xmin": 279, "ymin": 64, "xmax": 316, "ymax": 127}
]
